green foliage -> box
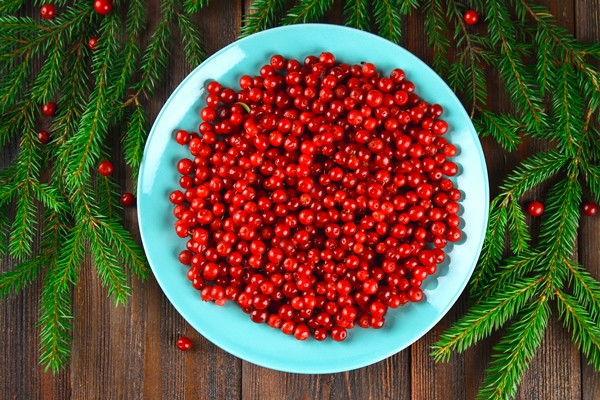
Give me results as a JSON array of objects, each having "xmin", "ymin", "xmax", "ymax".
[
  {"xmin": 241, "ymin": 0, "xmax": 288, "ymax": 38},
  {"xmin": 373, "ymin": 0, "xmax": 402, "ymax": 44},
  {"xmin": 343, "ymin": 0, "xmax": 371, "ymax": 32},
  {"xmin": 0, "ymin": 0, "xmax": 209, "ymax": 372},
  {"xmin": 281, "ymin": 0, "xmax": 335, "ymax": 25}
]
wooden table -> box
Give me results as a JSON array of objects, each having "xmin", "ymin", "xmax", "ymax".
[{"xmin": 1, "ymin": 1, "xmax": 599, "ymax": 399}]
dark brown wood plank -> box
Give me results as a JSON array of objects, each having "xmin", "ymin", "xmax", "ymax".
[{"xmin": 575, "ymin": 0, "xmax": 600, "ymax": 398}]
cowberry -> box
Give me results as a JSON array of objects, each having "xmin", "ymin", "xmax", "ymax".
[
  {"xmin": 169, "ymin": 52, "xmax": 463, "ymax": 342},
  {"xmin": 582, "ymin": 201, "xmax": 598, "ymax": 217},
  {"xmin": 40, "ymin": 4, "xmax": 56, "ymax": 19},
  {"xmin": 37, "ymin": 130, "xmax": 50, "ymax": 144},
  {"xmin": 176, "ymin": 336, "xmax": 192, "ymax": 351},
  {"xmin": 121, "ymin": 193, "xmax": 135, "ymax": 207},
  {"xmin": 41, "ymin": 102, "xmax": 56, "ymax": 116},
  {"xmin": 464, "ymin": 10, "xmax": 479, "ymax": 25},
  {"xmin": 87, "ymin": 37, "xmax": 98, "ymax": 50},
  {"xmin": 98, "ymin": 161, "xmax": 114, "ymax": 176},
  {"xmin": 527, "ymin": 201, "xmax": 544, "ymax": 217},
  {"xmin": 94, "ymin": 0, "xmax": 112, "ymax": 15}
]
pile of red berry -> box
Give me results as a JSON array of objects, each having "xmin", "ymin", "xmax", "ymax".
[{"xmin": 170, "ymin": 52, "xmax": 462, "ymax": 342}]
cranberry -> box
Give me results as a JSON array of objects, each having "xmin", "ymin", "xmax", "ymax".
[
  {"xmin": 121, "ymin": 193, "xmax": 135, "ymax": 207},
  {"xmin": 464, "ymin": 10, "xmax": 479, "ymax": 25},
  {"xmin": 94, "ymin": 0, "xmax": 113, "ymax": 15},
  {"xmin": 168, "ymin": 52, "xmax": 463, "ymax": 342},
  {"xmin": 176, "ymin": 336, "xmax": 192, "ymax": 351},
  {"xmin": 37, "ymin": 130, "xmax": 50, "ymax": 144},
  {"xmin": 41, "ymin": 102, "xmax": 56, "ymax": 116},
  {"xmin": 87, "ymin": 37, "xmax": 98, "ymax": 50},
  {"xmin": 40, "ymin": 4, "xmax": 56, "ymax": 19},
  {"xmin": 582, "ymin": 201, "xmax": 598, "ymax": 216},
  {"xmin": 527, "ymin": 201, "xmax": 544, "ymax": 217},
  {"xmin": 98, "ymin": 161, "xmax": 114, "ymax": 176}
]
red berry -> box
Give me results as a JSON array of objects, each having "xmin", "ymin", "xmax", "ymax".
[
  {"xmin": 168, "ymin": 53, "xmax": 464, "ymax": 342},
  {"xmin": 582, "ymin": 201, "xmax": 598, "ymax": 217},
  {"xmin": 175, "ymin": 129, "xmax": 190, "ymax": 145},
  {"xmin": 37, "ymin": 130, "xmax": 50, "ymax": 144},
  {"xmin": 176, "ymin": 336, "xmax": 192, "ymax": 351},
  {"xmin": 40, "ymin": 4, "xmax": 56, "ymax": 19},
  {"xmin": 41, "ymin": 102, "xmax": 56, "ymax": 116},
  {"xmin": 87, "ymin": 37, "xmax": 98, "ymax": 50},
  {"xmin": 94, "ymin": 0, "xmax": 112, "ymax": 15},
  {"xmin": 464, "ymin": 10, "xmax": 479, "ymax": 25},
  {"xmin": 98, "ymin": 161, "xmax": 114, "ymax": 176},
  {"xmin": 121, "ymin": 192, "xmax": 135, "ymax": 207},
  {"xmin": 527, "ymin": 201, "xmax": 544, "ymax": 217}
]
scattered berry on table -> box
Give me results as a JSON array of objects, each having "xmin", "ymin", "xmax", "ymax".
[
  {"xmin": 176, "ymin": 336, "xmax": 192, "ymax": 351},
  {"xmin": 464, "ymin": 10, "xmax": 479, "ymax": 25},
  {"xmin": 527, "ymin": 201, "xmax": 544, "ymax": 217},
  {"xmin": 98, "ymin": 161, "xmax": 114, "ymax": 177},
  {"xmin": 41, "ymin": 102, "xmax": 56, "ymax": 116},
  {"xmin": 582, "ymin": 201, "xmax": 598, "ymax": 217},
  {"xmin": 40, "ymin": 4, "xmax": 56, "ymax": 19},
  {"xmin": 94, "ymin": 0, "xmax": 113, "ymax": 15},
  {"xmin": 37, "ymin": 130, "xmax": 50, "ymax": 144},
  {"xmin": 121, "ymin": 193, "xmax": 135, "ymax": 207}
]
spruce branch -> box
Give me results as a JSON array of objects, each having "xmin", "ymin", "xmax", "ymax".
[
  {"xmin": 431, "ymin": 275, "xmax": 544, "ymax": 362},
  {"xmin": 399, "ymin": 0, "xmax": 419, "ymax": 15},
  {"xmin": 183, "ymin": 0, "xmax": 209, "ymax": 14},
  {"xmin": 281, "ymin": 0, "xmax": 335, "ymax": 25},
  {"xmin": 469, "ymin": 197, "xmax": 507, "ymax": 295},
  {"xmin": 473, "ymin": 111, "xmax": 522, "ymax": 151},
  {"xmin": 476, "ymin": 295, "xmax": 551, "ymax": 400},
  {"xmin": 343, "ymin": 0, "xmax": 371, "ymax": 32},
  {"xmin": 555, "ymin": 289, "xmax": 600, "ymax": 372},
  {"xmin": 176, "ymin": 11, "xmax": 205, "ymax": 69},
  {"xmin": 64, "ymin": 12, "xmax": 121, "ymax": 187},
  {"xmin": 485, "ymin": 0, "xmax": 548, "ymax": 133},
  {"xmin": 240, "ymin": 0, "xmax": 287, "ymax": 38},
  {"xmin": 373, "ymin": 0, "xmax": 402, "ymax": 44},
  {"xmin": 123, "ymin": 103, "xmax": 148, "ymax": 186},
  {"xmin": 423, "ymin": 0, "xmax": 449, "ymax": 75},
  {"xmin": 506, "ymin": 196, "xmax": 531, "ymax": 255}
]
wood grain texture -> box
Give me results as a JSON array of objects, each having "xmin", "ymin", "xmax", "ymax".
[{"xmin": 1, "ymin": 1, "xmax": 600, "ymax": 399}]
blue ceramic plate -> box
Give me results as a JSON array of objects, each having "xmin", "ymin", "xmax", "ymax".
[{"xmin": 138, "ymin": 24, "xmax": 489, "ymax": 374}]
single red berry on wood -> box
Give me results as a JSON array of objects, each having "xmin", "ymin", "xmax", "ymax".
[
  {"xmin": 98, "ymin": 161, "xmax": 114, "ymax": 176},
  {"xmin": 87, "ymin": 37, "xmax": 98, "ymax": 50},
  {"xmin": 527, "ymin": 201, "xmax": 544, "ymax": 217},
  {"xmin": 582, "ymin": 201, "xmax": 598, "ymax": 217},
  {"xmin": 176, "ymin": 336, "xmax": 192, "ymax": 351},
  {"xmin": 94, "ymin": 0, "xmax": 113, "ymax": 15},
  {"xmin": 121, "ymin": 193, "xmax": 135, "ymax": 207},
  {"xmin": 464, "ymin": 10, "xmax": 479, "ymax": 25},
  {"xmin": 41, "ymin": 102, "xmax": 56, "ymax": 116},
  {"xmin": 37, "ymin": 130, "xmax": 50, "ymax": 144},
  {"xmin": 40, "ymin": 4, "xmax": 56, "ymax": 19}
]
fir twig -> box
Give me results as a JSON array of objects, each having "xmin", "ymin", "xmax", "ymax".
[{"xmin": 240, "ymin": 0, "xmax": 287, "ymax": 38}]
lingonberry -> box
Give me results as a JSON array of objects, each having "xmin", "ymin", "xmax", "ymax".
[
  {"xmin": 176, "ymin": 336, "xmax": 192, "ymax": 351},
  {"xmin": 98, "ymin": 161, "xmax": 114, "ymax": 177},
  {"xmin": 464, "ymin": 10, "xmax": 479, "ymax": 25},
  {"xmin": 87, "ymin": 37, "xmax": 98, "ymax": 50},
  {"xmin": 121, "ymin": 192, "xmax": 135, "ymax": 207},
  {"xmin": 582, "ymin": 201, "xmax": 598, "ymax": 217},
  {"xmin": 41, "ymin": 102, "xmax": 56, "ymax": 116},
  {"xmin": 169, "ymin": 53, "xmax": 463, "ymax": 342},
  {"xmin": 40, "ymin": 4, "xmax": 56, "ymax": 19},
  {"xmin": 527, "ymin": 201, "xmax": 544, "ymax": 217},
  {"xmin": 94, "ymin": 0, "xmax": 113, "ymax": 15},
  {"xmin": 37, "ymin": 130, "xmax": 50, "ymax": 144}
]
